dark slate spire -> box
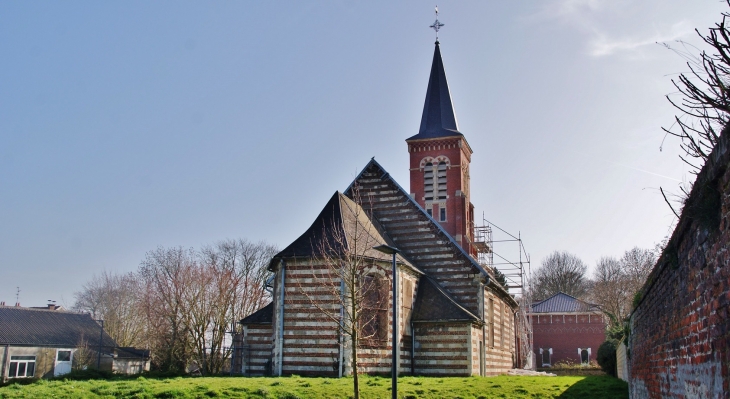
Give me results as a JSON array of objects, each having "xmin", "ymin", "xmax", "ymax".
[{"xmin": 407, "ymin": 41, "xmax": 462, "ymax": 141}]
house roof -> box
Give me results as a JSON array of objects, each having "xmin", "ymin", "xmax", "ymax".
[
  {"xmin": 407, "ymin": 42, "xmax": 463, "ymax": 141},
  {"xmin": 240, "ymin": 302, "xmax": 273, "ymax": 325},
  {"xmin": 271, "ymin": 191, "xmax": 416, "ymax": 271},
  {"xmin": 412, "ymin": 276, "xmax": 480, "ymax": 323},
  {"xmin": 115, "ymin": 347, "xmax": 151, "ymax": 360},
  {"xmin": 531, "ymin": 292, "xmax": 601, "ymax": 313},
  {"xmin": 0, "ymin": 306, "xmax": 117, "ymax": 348}
]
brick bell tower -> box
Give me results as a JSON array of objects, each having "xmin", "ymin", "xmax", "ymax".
[{"xmin": 407, "ymin": 40, "xmax": 475, "ymax": 254}]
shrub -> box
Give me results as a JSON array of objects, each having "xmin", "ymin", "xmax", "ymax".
[{"xmin": 597, "ymin": 339, "xmax": 619, "ymax": 377}]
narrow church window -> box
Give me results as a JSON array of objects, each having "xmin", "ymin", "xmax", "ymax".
[
  {"xmin": 488, "ymin": 299, "xmax": 495, "ymax": 348},
  {"xmin": 500, "ymin": 318, "xmax": 504, "ymax": 349},
  {"xmin": 403, "ymin": 279, "xmax": 413, "ymax": 336},
  {"xmin": 424, "ymin": 162, "xmax": 434, "ymax": 201},
  {"xmin": 437, "ymin": 162, "xmax": 447, "ymax": 199},
  {"xmin": 361, "ymin": 275, "xmax": 388, "ymax": 346},
  {"xmin": 439, "ymin": 207, "xmax": 446, "ymax": 221},
  {"xmin": 479, "ymin": 341, "xmax": 485, "ymax": 376}
]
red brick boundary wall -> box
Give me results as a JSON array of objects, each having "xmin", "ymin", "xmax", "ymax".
[{"xmin": 629, "ymin": 126, "xmax": 730, "ymax": 399}]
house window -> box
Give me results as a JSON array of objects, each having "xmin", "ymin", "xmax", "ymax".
[
  {"xmin": 439, "ymin": 207, "xmax": 446, "ymax": 222},
  {"xmin": 57, "ymin": 350, "xmax": 72, "ymax": 362},
  {"xmin": 424, "ymin": 162, "xmax": 434, "ymax": 201},
  {"xmin": 8, "ymin": 356, "xmax": 36, "ymax": 378},
  {"xmin": 540, "ymin": 348, "xmax": 552, "ymax": 367},
  {"xmin": 361, "ymin": 275, "xmax": 388, "ymax": 346},
  {"xmin": 427, "ymin": 208, "xmax": 433, "ymax": 217}
]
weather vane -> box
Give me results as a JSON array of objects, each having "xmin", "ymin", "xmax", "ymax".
[{"xmin": 430, "ymin": 6, "xmax": 444, "ymax": 41}]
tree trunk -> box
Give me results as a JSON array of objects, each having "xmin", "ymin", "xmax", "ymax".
[{"xmin": 351, "ymin": 297, "xmax": 360, "ymax": 399}]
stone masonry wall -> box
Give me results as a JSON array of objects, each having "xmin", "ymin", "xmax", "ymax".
[{"xmin": 629, "ymin": 127, "xmax": 730, "ymax": 399}]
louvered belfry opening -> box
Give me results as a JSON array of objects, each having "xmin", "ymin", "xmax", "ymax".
[
  {"xmin": 424, "ymin": 162, "xmax": 434, "ymax": 201},
  {"xmin": 437, "ymin": 161, "xmax": 447, "ymax": 199}
]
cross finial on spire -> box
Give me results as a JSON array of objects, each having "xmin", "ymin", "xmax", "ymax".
[{"xmin": 430, "ymin": 6, "xmax": 444, "ymax": 41}]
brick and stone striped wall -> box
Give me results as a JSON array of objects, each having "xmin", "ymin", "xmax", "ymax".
[
  {"xmin": 629, "ymin": 128, "xmax": 730, "ymax": 398},
  {"xmin": 485, "ymin": 291, "xmax": 515, "ymax": 375},
  {"xmin": 242, "ymin": 324, "xmax": 273, "ymax": 376},
  {"xmin": 270, "ymin": 258, "xmax": 422, "ymax": 377},
  {"xmin": 413, "ymin": 323, "xmax": 472, "ymax": 376},
  {"xmin": 279, "ymin": 260, "xmax": 342, "ymax": 377}
]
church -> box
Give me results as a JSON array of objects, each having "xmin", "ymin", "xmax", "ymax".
[{"xmin": 238, "ymin": 38, "xmax": 519, "ymax": 377}]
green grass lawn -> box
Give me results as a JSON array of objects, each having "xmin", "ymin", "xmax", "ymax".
[{"xmin": 0, "ymin": 375, "xmax": 628, "ymax": 399}]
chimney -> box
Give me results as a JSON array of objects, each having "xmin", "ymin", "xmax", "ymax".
[
  {"xmin": 48, "ymin": 304, "xmax": 56, "ymax": 310},
  {"xmin": 15, "ymin": 302, "xmax": 20, "ymax": 307},
  {"xmin": 0, "ymin": 301, "xmax": 4, "ymax": 306}
]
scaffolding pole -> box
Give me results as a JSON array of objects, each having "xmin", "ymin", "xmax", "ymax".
[{"xmin": 473, "ymin": 214, "xmax": 534, "ymax": 369}]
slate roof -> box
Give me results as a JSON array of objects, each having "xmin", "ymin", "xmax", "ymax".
[
  {"xmin": 346, "ymin": 159, "xmax": 514, "ymax": 304},
  {"xmin": 0, "ymin": 306, "xmax": 117, "ymax": 347},
  {"xmin": 531, "ymin": 292, "xmax": 601, "ymax": 313},
  {"xmin": 271, "ymin": 191, "xmax": 416, "ymax": 270},
  {"xmin": 411, "ymin": 276, "xmax": 480, "ymax": 323},
  {"xmin": 115, "ymin": 347, "xmax": 151, "ymax": 360},
  {"xmin": 407, "ymin": 42, "xmax": 463, "ymax": 141},
  {"xmin": 240, "ymin": 302, "xmax": 274, "ymax": 325}
]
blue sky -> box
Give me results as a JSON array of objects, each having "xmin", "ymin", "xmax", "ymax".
[{"xmin": 1, "ymin": 1, "xmax": 725, "ymax": 306}]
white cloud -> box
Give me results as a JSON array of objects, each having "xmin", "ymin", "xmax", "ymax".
[
  {"xmin": 525, "ymin": 0, "xmax": 696, "ymax": 58},
  {"xmin": 589, "ymin": 20, "xmax": 693, "ymax": 57}
]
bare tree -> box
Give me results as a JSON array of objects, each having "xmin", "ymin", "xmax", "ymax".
[
  {"xmin": 72, "ymin": 335, "xmax": 95, "ymax": 371},
  {"xmin": 73, "ymin": 271, "xmax": 147, "ymax": 347},
  {"xmin": 663, "ymin": 2, "xmax": 730, "ymax": 173},
  {"xmin": 74, "ymin": 238, "xmax": 277, "ymax": 374},
  {"xmin": 190, "ymin": 239, "xmax": 278, "ymax": 375},
  {"xmin": 139, "ymin": 246, "xmax": 196, "ymax": 372},
  {"xmin": 294, "ymin": 191, "xmax": 390, "ymax": 399},
  {"xmin": 620, "ymin": 247, "xmax": 656, "ymax": 294},
  {"xmin": 591, "ymin": 257, "xmax": 628, "ymax": 327},
  {"xmin": 589, "ymin": 248, "xmax": 656, "ymax": 328},
  {"xmin": 531, "ymin": 251, "xmax": 590, "ymax": 300}
]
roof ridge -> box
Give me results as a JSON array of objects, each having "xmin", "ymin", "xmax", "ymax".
[
  {"xmin": 0, "ymin": 306, "xmax": 87, "ymax": 315},
  {"xmin": 347, "ymin": 158, "xmax": 490, "ymax": 278}
]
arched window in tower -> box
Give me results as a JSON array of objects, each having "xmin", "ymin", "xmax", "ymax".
[
  {"xmin": 424, "ymin": 162, "xmax": 434, "ymax": 201},
  {"xmin": 437, "ymin": 161, "xmax": 447, "ymax": 200}
]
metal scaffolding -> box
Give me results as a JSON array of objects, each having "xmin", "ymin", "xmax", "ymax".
[{"xmin": 473, "ymin": 214, "xmax": 534, "ymax": 369}]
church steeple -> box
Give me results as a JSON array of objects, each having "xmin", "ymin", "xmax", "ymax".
[
  {"xmin": 408, "ymin": 42, "xmax": 462, "ymax": 141},
  {"xmin": 406, "ymin": 36, "xmax": 475, "ymax": 255}
]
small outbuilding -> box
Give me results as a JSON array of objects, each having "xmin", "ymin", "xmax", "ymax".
[
  {"xmin": 531, "ymin": 292, "xmax": 606, "ymax": 367},
  {"xmin": 0, "ymin": 305, "xmax": 150, "ymax": 381}
]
